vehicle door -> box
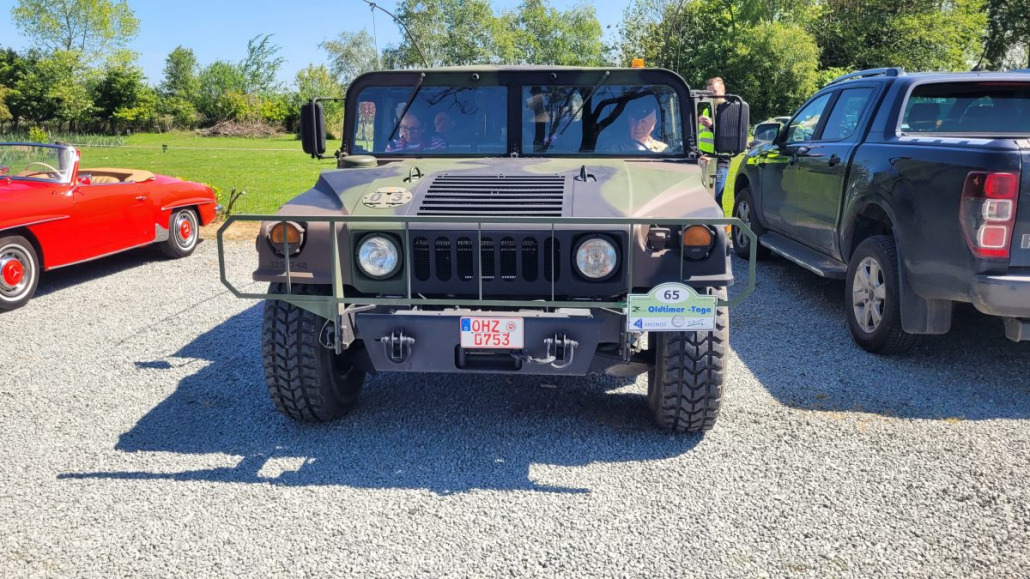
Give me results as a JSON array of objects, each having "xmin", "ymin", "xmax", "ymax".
[
  {"xmin": 72, "ymin": 178, "xmax": 153, "ymax": 257},
  {"xmin": 758, "ymin": 92, "xmax": 834, "ymax": 237},
  {"xmin": 792, "ymin": 85, "xmax": 878, "ymax": 252}
]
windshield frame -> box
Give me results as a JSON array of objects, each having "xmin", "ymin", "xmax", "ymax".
[
  {"xmin": 0, "ymin": 142, "xmax": 78, "ymax": 184},
  {"xmin": 342, "ymin": 68, "xmax": 695, "ymax": 160}
]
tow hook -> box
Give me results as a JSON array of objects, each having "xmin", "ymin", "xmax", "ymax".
[
  {"xmin": 516, "ymin": 333, "xmax": 579, "ymax": 370},
  {"xmin": 379, "ymin": 330, "xmax": 415, "ymax": 364}
]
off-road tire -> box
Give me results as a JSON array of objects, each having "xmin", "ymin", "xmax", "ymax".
[
  {"xmin": 262, "ymin": 283, "xmax": 366, "ymax": 421},
  {"xmin": 159, "ymin": 207, "xmax": 199, "ymax": 258},
  {"xmin": 0, "ymin": 235, "xmax": 40, "ymax": 312},
  {"xmin": 647, "ymin": 287, "xmax": 728, "ymax": 433},
  {"xmin": 732, "ymin": 186, "xmax": 770, "ymax": 260},
  {"xmin": 845, "ymin": 235, "xmax": 918, "ymax": 354}
]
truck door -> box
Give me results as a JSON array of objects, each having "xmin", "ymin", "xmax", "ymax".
[
  {"xmin": 792, "ymin": 86, "xmax": 877, "ymax": 252},
  {"xmin": 759, "ymin": 92, "xmax": 833, "ymax": 237}
]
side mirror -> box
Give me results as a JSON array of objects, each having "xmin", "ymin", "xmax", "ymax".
[
  {"xmin": 300, "ymin": 100, "xmax": 326, "ymax": 158},
  {"xmin": 713, "ymin": 98, "xmax": 750, "ymax": 155}
]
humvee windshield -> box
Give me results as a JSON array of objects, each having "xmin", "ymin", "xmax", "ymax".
[{"xmin": 351, "ymin": 83, "xmax": 684, "ymax": 157}]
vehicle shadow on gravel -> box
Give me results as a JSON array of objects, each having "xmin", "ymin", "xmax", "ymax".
[
  {"xmin": 732, "ymin": 258, "xmax": 1030, "ymax": 421},
  {"xmin": 60, "ymin": 305, "xmax": 702, "ymax": 494},
  {"xmin": 34, "ymin": 243, "xmax": 203, "ymax": 299}
]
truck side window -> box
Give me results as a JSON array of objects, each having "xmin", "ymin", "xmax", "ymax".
[
  {"xmin": 786, "ymin": 93, "xmax": 832, "ymax": 143},
  {"xmin": 820, "ymin": 88, "xmax": 874, "ymax": 141}
]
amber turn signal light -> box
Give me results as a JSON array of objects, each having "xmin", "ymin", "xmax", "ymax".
[
  {"xmin": 682, "ymin": 225, "xmax": 715, "ymax": 260},
  {"xmin": 270, "ymin": 222, "xmax": 302, "ymax": 245}
]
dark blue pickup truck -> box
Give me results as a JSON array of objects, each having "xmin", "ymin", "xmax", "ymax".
[{"xmin": 730, "ymin": 68, "xmax": 1030, "ymax": 353}]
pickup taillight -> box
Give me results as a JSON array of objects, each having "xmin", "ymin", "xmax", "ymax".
[{"xmin": 959, "ymin": 171, "xmax": 1019, "ymax": 259}]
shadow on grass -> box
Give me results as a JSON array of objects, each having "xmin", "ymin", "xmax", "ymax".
[
  {"xmin": 60, "ymin": 304, "xmax": 702, "ymax": 494},
  {"xmin": 730, "ymin": 256, "xmax": 1030, "ymax": 421}
]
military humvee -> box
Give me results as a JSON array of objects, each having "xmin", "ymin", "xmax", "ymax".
[{"xmin": 218, "ymin": 66, "xmax": 756, "ymax": 433}]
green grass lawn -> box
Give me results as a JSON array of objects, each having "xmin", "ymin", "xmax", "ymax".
[{"xmin": 77, "ymin": 132, "xmax": 338, "ymax": 214}]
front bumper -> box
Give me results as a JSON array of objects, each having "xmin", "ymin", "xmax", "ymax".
[
  {"xmin": 970, "ymin": 274, "xmax": 1030, "ymax": 317},
  {"xmin": 356, "ymin": 307, "xmax": 636, "ymax": 375}
]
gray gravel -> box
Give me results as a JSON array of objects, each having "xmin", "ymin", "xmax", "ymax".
[{"xmin": 2, "ymin": 235, "xmax": 1029, "ymax": 578}]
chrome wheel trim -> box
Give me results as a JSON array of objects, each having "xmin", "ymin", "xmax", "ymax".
[
  {"xmin": 734, "ymin": 200, "xmax": 752, "ymax": 248},
  {"xmin": 852, "ymin": 256, "xmax": 886, "ymax": 334},
  {"xmin": 0, "ymin": 245, "xmax": 33, "ymax": 302},
  {"xmin": 173, "ymin": 210, "xmax": 198, "ymax": 250}
]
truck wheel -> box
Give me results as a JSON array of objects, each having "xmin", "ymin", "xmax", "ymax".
[
  {"xmin": 845, "ymin": 236, "xmax": 918, "ymax": 354},
  {"xmin": 647, "ymin": 287, "xmax": 728, "ymax": 433},
  {"xmin": 732, "ymin": 187, "xmax": 770, "ymax": 260},
  {"xmin": 0, "ymin": 235, "xmax": 40, "ymax": 312},
  {"xmin": 262, "ymin": 283, "xmax": 366, "ymax": 421},
  {"xmin": 159, "ymin": 208, "xmax": 199, "ymax": 258}
]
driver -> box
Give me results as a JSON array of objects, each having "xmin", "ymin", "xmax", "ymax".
[
  {"xmin": 386, "ymin": 110, "xmax": 447, "ymax": 152},
  {"xmin": 609, "ymin": 99, "xmax": 668, "ymax": 153}
]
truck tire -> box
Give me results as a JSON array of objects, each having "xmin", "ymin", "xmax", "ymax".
[
  {"xmin": 732, "ymin": 186, "xmax": 770, "ymax": 260},
  {"xmin": 845, "ymin": 236, "xmax": 918, "ymax": 354},
  {"xmin": 647, "ymin": 287, "xmax": 728, "ymax": 433},
  {"xmin": 262, "ymin": 283, "xmax": 366, "ymax": 421},
  {"xmin": 0, "ymin": 235, "xmax": 40, "ymax": 312}
]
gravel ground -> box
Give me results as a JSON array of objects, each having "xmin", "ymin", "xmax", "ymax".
[{"xmin": 2, "ymin": 233, "xmax": 1029, "ymax": 577}]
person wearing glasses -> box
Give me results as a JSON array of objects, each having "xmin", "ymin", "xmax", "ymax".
[{"xmin": 386, "ymin": 110, "xmax": 447, "ymax": 152}]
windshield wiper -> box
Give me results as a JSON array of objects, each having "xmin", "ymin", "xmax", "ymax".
[{"xmin": 387, "ymin": 72, "xmax": 427, "ymax": 143}]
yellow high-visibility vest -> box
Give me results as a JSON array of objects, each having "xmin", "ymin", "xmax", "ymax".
[{"xmin": 698, "ymin": 104, "xmax": 715, "ymax": 154}]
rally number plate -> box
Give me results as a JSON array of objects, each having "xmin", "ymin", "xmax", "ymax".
[{"xmin": 459, "ymin": 317, "xmax": 524, "ymax": 349}]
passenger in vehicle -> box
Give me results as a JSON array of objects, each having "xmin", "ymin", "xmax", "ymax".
[{"xmin": 386, "ymin": 110, "xmax": 447, "ymax": 152}]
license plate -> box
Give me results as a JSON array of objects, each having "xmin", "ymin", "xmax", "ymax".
[{"xmin": 460, "ymin": 317, "xmax": 524, "ymax": 349}]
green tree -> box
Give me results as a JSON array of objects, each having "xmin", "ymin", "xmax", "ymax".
[
  {"xmin": 320, "ymin": 31, "xmax": 379, "ymax": 87},
  {"xmin": 814, "ymin": 0, "xmax": 986, "ymax": 71},
  {"xmin": 240, "ymin": 34, "xmax": 285, "ymax": 94},
  {"xmin": 384, "ymin": 0, "xmax": 498, "ymax": 67},
  {"xmin": 196, "ymin": 60, "xmax": 247, "ymax": 122},
  {"xmin": 160, "ymin": 46, "xmax": 201, "ymax": 101},
  {"xmin": 497, "ymin": 0, "xmax": 605, "ymax": 65},
  {"xmin": 983, "ymin": 0, "xmax": 1030, "ymax": 69},
  {"xmin": 91, "ymin": 62, "xmax": 148, "ymax": 131},
  {"xmin": 10, "ymin": 0, "xmax": 139, "ymax": 61},
  {"xmin": 11, "ymin": 50, "xmax": 93, "ymax": 129},
  {"xmin": 621, "ymin": 0, "xmax": 820, "ymax": 120}
]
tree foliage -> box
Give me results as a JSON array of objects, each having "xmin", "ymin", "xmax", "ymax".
[
  {"xmin": 240, "ymin": 34, "xmax": 285, "ymax": 94},
  {"xmin": 814, "ymin": 0, "xmax": 986, "ymax": 71},
  {"xmin": 10, "ymin": 0, "xmax": 139, "ymax": 60},
  {"xmin": 984, "ymin": 0, "xmax": 1030, "ymax": 69},
  {"xmin": 320, "ymin": 31, "xmax": 379, "ymax": 87},
  {"xmin": 496, "ymin": 0, "xmax": 605, "ymax": 66}
]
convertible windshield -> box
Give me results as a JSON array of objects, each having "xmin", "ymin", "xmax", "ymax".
[
  {"xmin": 351, "ymin": 86, "xmax": 508, "ymax": 155},
  {"xmin": 0, "ymin": 144, "xmax": 76, "ymax": 183},
  {"xmin": 522, "ymin": 84, "xmax": 684, "ymax": 155}
]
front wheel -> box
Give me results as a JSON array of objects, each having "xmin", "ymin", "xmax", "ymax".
[
  {"xmin": 647, "ymin": 287, "xmax": 728, "ymax": 433},
  {"xmin": 732, "ymin": 186, "xmax": 770, "ymax": 260},
  {"xmin": 845, "ymin": 236, "xmax": 918, "ymax": 354},
  {"xmin": 159, "ymin": 208, "xmax": 199, "ymax": 258},
  {"xmin": 0, "ymin": 235, "xmax": 40, "ymax": 312},
  {"xmin": 262, "ymin": 283, "xmax": 366, "ymax": 421}
]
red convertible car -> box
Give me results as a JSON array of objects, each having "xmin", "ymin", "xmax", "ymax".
[{"xmin": 0, "ymin": 142, "xmax": 218, "ymax": 311}]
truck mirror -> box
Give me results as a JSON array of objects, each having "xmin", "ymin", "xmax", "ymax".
[
  {"xmin": 300, "ymin": 101, "xmax": 326, "ymax": 158},
  {"xmin": 714, "ymin": 99, "xmax": 750, "ymax": 155}
]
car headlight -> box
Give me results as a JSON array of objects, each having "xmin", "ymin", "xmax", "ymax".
[
  {"xmin": 357, "ymin": 235, "xmax": 400, "ymax": 279},
  {"xmin": 575, "ymin": 236, "xmax": 618, "ymax": 280}
]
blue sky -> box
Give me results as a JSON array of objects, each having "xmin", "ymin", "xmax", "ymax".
[{"xmin": 0, "ymin": 0, "xmax": 629, "ymax": 87}]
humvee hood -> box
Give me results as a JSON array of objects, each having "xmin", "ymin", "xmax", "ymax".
[{"xmin": 281, "ymin": 158, "xmax": 718, "ymax": 219}]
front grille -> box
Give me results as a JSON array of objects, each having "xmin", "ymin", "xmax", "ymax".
[
  {"xmin": 417, "ymin": 174, "xmax": 567, "ymax": 216},
  {"xmin": 413, "ymin": 234, "xmax": 560, "ymax": 285}
]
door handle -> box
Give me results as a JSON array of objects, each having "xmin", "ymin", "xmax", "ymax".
[
  {"xmin": 135, "ymin": 195, "xmax": 147, "ymax": 201},
  {"xmin": 827, "ymin": 154, "xmax": 841, "ymax": 167}
]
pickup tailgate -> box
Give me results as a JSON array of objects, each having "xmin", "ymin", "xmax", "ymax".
[{"xmin": 1012, "ymin": 144, "xmax": 1030, "ymax": 267}]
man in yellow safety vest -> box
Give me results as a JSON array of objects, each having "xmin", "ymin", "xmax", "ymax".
[{"xmin": 698, "ymin": 77, "xmax": 728, "ymax": 206}]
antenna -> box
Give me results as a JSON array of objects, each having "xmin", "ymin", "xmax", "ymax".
[{"xmin": 359, "ymin": 0, "xmax": 430, "ymax": 68}]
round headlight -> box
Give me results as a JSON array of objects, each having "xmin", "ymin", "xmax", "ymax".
[
  {"xmin": 575, "ymin": 237, "xmax": 618, "ymax": 279},
  {"xmin": 357, "ymin": 235, "xmax": 400, "ymax": 278}
]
